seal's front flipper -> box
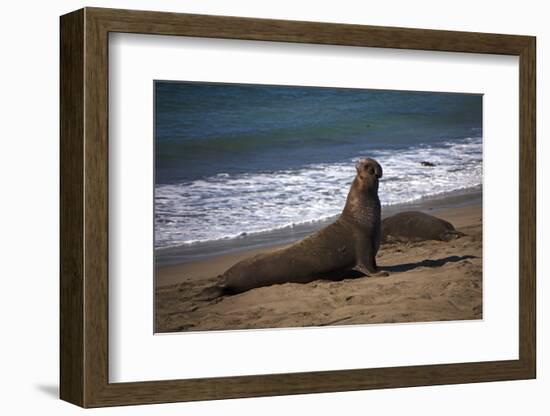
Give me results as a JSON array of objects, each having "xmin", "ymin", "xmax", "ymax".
[
  {"xmin": 355, "ymin": 237, "xmax": 389, "ymax": 277},
  {"xmin": 353, "ymin": 264, "xmax": 389, "ymax": 277},
  {"xmin": 442, "ymin": 230, "xmax": 466, "ymax": 241}
]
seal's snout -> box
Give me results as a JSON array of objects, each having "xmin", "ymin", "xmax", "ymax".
[
  {"xmin": 356, "ymin": 157, "xmax": 383, "ymax": 179},
  {"xmin": 374, "ymin": 164, "xmax": 383, "ymax": 179}
]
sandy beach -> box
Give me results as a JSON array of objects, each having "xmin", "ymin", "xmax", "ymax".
[{"xmin": 155, "ymin": 202, "xmax": 482, "ymax": 333}]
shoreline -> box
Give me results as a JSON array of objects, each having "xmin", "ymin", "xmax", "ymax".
[
  {"xmin": 156, "ymin": 185, "xmax": 481, "ymax": 267},
  {"xmin": 156, "ymin": 196, "xmax": 481, "ymax": 288}
]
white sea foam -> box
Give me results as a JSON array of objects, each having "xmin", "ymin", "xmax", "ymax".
[{"xmin": 155, "ymin": 137, "xmax": 482, "ymax": 249}]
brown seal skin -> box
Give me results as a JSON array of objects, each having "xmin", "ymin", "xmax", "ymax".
[
  {"xmin": 381, "ymin": 211, "xmax": 465, "ymax": 243},
  {"xmin": 205, "ymin": 158, "xmax": 388, "ymax": 297}
]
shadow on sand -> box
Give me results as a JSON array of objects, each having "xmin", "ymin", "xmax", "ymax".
[
  {"xmin": 383, "ymin": 255, "xmax": 478, "ymax": 273},
  {"xmin": 319, "ymin": 255, "xmax": 478, "ymax": 281}
]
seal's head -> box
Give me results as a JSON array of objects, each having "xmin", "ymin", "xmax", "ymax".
[{"xmin": 355, "ymin": 157, "xmax": 383, "ymax": 192}]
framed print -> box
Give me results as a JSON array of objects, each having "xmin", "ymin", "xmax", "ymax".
[{"xmin": 60, "ymin": 7, "xmax": 536, "ymax": 408}]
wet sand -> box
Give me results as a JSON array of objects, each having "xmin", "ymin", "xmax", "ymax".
[{"xmin": 155, "ymin": 204, "xmax": 482, "ymax": 333}]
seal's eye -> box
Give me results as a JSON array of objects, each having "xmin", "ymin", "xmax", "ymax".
[{"xmin": 368, "ymin": 166, "xmax": 375, "ymax": 175}]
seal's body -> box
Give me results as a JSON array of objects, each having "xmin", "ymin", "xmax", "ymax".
[
  {"xmin": 216, "ymin": 158, "xmax": 388, "ymax": 296},
  {"xmin": 381, "ymin": 211, "xmax": 464, "ymax": 243}
]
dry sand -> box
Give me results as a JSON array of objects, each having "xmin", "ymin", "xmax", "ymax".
[{"xmin": 155, "ymin": 204, "xmax": 482, "ymax": 333}]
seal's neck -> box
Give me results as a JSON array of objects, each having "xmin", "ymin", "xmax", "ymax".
[{"xmin": 341, "ymin": 177, "xmax": 381, "ymax": 227}]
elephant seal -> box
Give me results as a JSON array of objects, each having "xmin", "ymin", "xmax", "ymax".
[
  {"xmin": 381, "ymin": 211, "xmax": 465, "ymax": 243},
  {"xmin": 201, "ymin": 158, "xmax": 388, "ymax": 298}
]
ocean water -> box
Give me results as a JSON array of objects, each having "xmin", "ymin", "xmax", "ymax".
[{"xmin": 155, "ymin": 81, "xmax": 482, "ymax": 252}]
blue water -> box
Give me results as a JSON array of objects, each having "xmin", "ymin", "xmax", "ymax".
[{"xmin": 155, "ymin": 81, "xmax": 482, "ymax": 249}]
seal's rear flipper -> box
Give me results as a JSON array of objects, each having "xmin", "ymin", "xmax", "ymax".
[
  {"xmin": 196, "ymin": 285, "xmax": 225, "ymax": 301},
  {"xmin": 196, "ymin": 274, "xmax": 235, "ymax": 301}
]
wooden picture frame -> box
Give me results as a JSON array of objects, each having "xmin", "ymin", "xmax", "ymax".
[{"xmin": 60, "ymin": 7, "xmax": 536, "ymax": 408}]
